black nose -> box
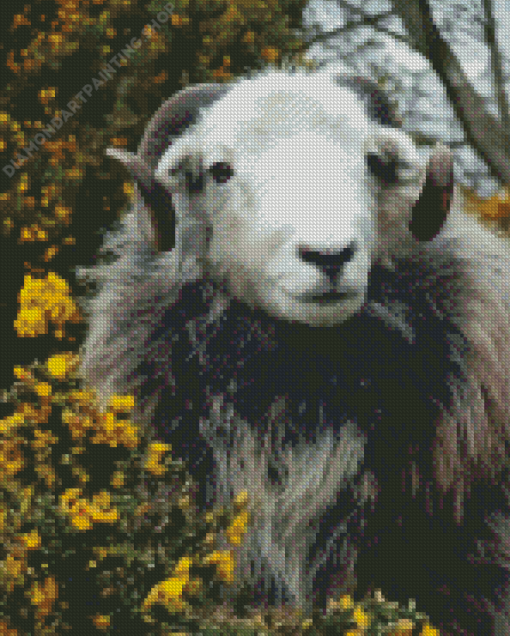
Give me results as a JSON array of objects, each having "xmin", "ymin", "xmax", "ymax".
[{"xmin": 298, "ymin": 242, "xmax": 356, "ymax": 281}]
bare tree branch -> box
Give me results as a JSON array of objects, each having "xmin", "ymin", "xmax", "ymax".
[
  {"xmin": 299, "ymin": 0, "xmax": 510, "ymax": 186},
  {"xmin": 481, "ymin": 0, "xmax": 510, "ymax": 133},
  {"xmin": 297, "ymin": 10, "xmax": 396, "ymax": 53},
  {"xmin": 392, "ymin": 0, "xmax": 510, "ymax": 185}
]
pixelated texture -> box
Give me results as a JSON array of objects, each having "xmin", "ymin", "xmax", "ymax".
[{"xmin": 80, "ymin": 67, "xmax": 510, "ymax": 634}]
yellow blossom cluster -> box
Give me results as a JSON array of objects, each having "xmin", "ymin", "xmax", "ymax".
[
  {"xmin": 42, "ymin": 135, "xmax": 76, "ymax": 167},
  {"xmin": 15, "ymin": 272, "xmax": 81, "ymax": 339},
  {"xmin": 110, "ymin": 470, "xmax": 125, "ymax": 488},
  {"xmin": 67, "ymin": 389, "xmax": 95, "ymax": 404},
  {"xmin": 41, "ymin": 182, "xmax": 60, "ymax": 208},
  {"xmin": 59, "ymin": 390, "xmax": 138, "ymax": 448},
  {"xmin": 61, "ymin": 405, "xmax": 94, "ymax": 440},
  {"xmin": 59, "ymin": 488, "xmax": 119, "ymax": 531},
  {"xmin": 12, "ymin": 12, "xmax": 31, "ymax": 28},
  {"xmin": 352, "ymin": 605, "xmax": 371, "ymax": 630},
  {"xmin": 64, "ymin": 166, "xmax": 83, "ymax": 180},
  {"xmin": 0, "ymin": 411, "xmax": 25, "ymax": 434},
  {"xmin": 224, "ymin": 490, "xmax": 249, "ymax": 547},
  {"xmin": 19, "ymin": 529, "xmax": 42, "ymax": 551},
  {"xmin": 30, "ymin": 399, "xmax": 53, "ymax": 422},
  {"xmin": 123, "ymin": 181, "xmax": 134, "ymax": 195},
  {"xmin": 109, "ymin": 136, "xmax": 128, "ymax": 147},
  {"xmin": 144, "ymin": 576, "xmax": 187, "ymax": 613},
  {"xmin": 337, "ymin": 594, "xmax": 354, "ymax": 611},
  {"xmin": 226, "ymin": 508, "xmax": 249, "ymax": 547},
  {"xmin": 46, "ymin": 352, "xmax": 78, "ymax": 379},
  {"xmin": 89, "ymin": 410, "xmax": 139, "ymax": 449},
  {"xmin": 203, "ymin": 549, "xmax": 235, "ymax": 583},
  {"xmin": 32, "ymin": 427, "xmax": 58, "ymax": 450},
  {"xmin": 35, "ymin": 381, "xmax": 52, "ymax": 397},
  {"xmin": 1, "ymin": 548, "xmax": 28, "ymax": 591},
  {"xmin": 44, "ymin": 246, "xmax": 59, "ymax": 262},
  {"xmin": 38, "ymin": 87, "xmax": 56, "ymax": 105},
  {"xmin": 144, "ymin": 442, "xmax": 172, "ymax": 476},
  {"xmin": 153, "ymin": 70, "xmax": 168, "ymax": 84},
  {"xmin": 6, "ymin": 51, "xmax": 21, "ymax": 74},
  {"xmin": 17, "ymin": 172, "xmax": 29, "ymax": 192},
  {"xmin": 329, "ymin": 594, "xmax": 440, "ymax": 636},
  {"xmin": 2, "ymin": 399, "xmax": 51, "ymax": 431},
  {"xmin": 261, "ymin": 46, "xmax": 279, "ymax": 63},
  {"xmin": 212, "ymin": 53, "xmax": 232, "ymax": 80},
  {"xmin": 137, "ymin": 489, "xmax": 247, "ymax": 620},
  {"xmin": 19, "ymin": 224, "xmax": 48, "ymax": 242},
  {"xmin": 28, "ymin": 576, "xmax": 58, "ymax": 619},
  {"xmin": 143, "ymin": 530, "xmax": 240, "ymax": 615},
  {"xmin": 91, "ymin": 614, "xmax": 111, "ymax": 630},
  {"xmin": 143, "ymin": 556, "xmax": 193, "ymax": 613},
  {"xmin": 108, "ymin": 394, "xmax": 135, "ymax": 412},
  {"xmin": 171, "ymin": 13, "xmax": 190, "ymax": 27},
  {"xmin": 48, "ymin": 33, "xmax": 64, "ymax": 51},
  {"xmin": 0, "ymin": 530, "xmax": 45, "ymax": 593}
]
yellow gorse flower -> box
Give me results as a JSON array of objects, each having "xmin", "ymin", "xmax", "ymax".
[
  {"xmin": 28, "ymin": 576, "xmax": 58, "ymax": 618},
  {"xmin": 47, "ymin": 352, "xmax": 77, "ymax": 379},
  {"xmin": 15, "ymin": 273, "xmax": 80, "ymax": 338},
  {"xmin": 338, "ymin": 594, "xmax": 354, "ymax": 610},
  {"xmin": 353, "ymin": 606, "xmax": 371, "ymax": 629},
  {"xmin": 20, "ymin": 529, "xmax": 41, "ymax": 550},
  {"xmin": 35, "ymin": 382, "xmax": 52, "ymax": 397},
  {"xmin": 89, "ymin": 411, "xmax": 139, "ymax": 449},
  {"xmin": 108, "ymin": 394, "xmax": 135, "ymax": 412},
  {"xmin": 59, "ymin": 488, "xmax": 119, "ymax": 531},
  {"xmin": 144, "ymin": 442, "xmax": 172, "ymax": 475},
  {"xmin": 203, "ymin": 549, "xmax": 235, "ymax": 583},
  {"xmin": 143, "ymin": 559, "xmax": 191, "ymax": 613},
  {"xmin": 0, "ymin": 412, "xmax": 24, "ymax": 433},
  {"xmin": 92, "ymin": 614, "xmax": 111, "ymax": 629},
  {"xmin": 226, "ymin": 509, "xmax": 249, "ymax": 546}
]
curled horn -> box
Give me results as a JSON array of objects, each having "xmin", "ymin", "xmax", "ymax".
[
  {"xmin": 105, "ymin": 83, "xmax": 231, "ymax": 252},
  {"xmin": 409, "ymin": 143, "xmax": 454, "ymax": 242}
]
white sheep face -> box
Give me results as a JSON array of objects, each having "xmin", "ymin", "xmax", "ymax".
[{"xmin": 155, "ymin": 70, "xmax": 419, "ymax": 327}]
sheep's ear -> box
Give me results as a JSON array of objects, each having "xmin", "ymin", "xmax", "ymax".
[
  {"xmin": 105, "ymin": 147, "xmax": 176, "ymax": 252},
  {"xmin": 409, "ymin": 143, "xmax": 453, "ymax": 242}
]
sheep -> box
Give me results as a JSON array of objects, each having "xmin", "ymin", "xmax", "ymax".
[{"xmin": 79, "ymin": 66, "xmax": 510, "ymax": 634}]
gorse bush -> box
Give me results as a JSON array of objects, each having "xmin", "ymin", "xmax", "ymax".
[
  {"xmin": 0, "ymin": 357, "xmax": 440, "ymax": 634},
  {"xmin": 0, "ymin": 356, "xmax": 254, "ymax": 634}
]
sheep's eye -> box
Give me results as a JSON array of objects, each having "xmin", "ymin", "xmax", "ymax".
[
  {"xmin": 366, "ymin": 152, "xmax": 398, "ymax": 184},
  {"xmin": 210, "ymin": 162, "xmax": 234, "ymax": 184}
]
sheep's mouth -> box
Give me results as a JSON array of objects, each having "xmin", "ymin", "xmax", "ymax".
[{"xmin": 301, "ymin": 291, "xmax": 356, "ymax": 304}]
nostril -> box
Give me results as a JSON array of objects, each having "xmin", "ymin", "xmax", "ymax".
[{"xmin": 298, "ymin": 242, "xmax": 356, "ymax": 279}]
